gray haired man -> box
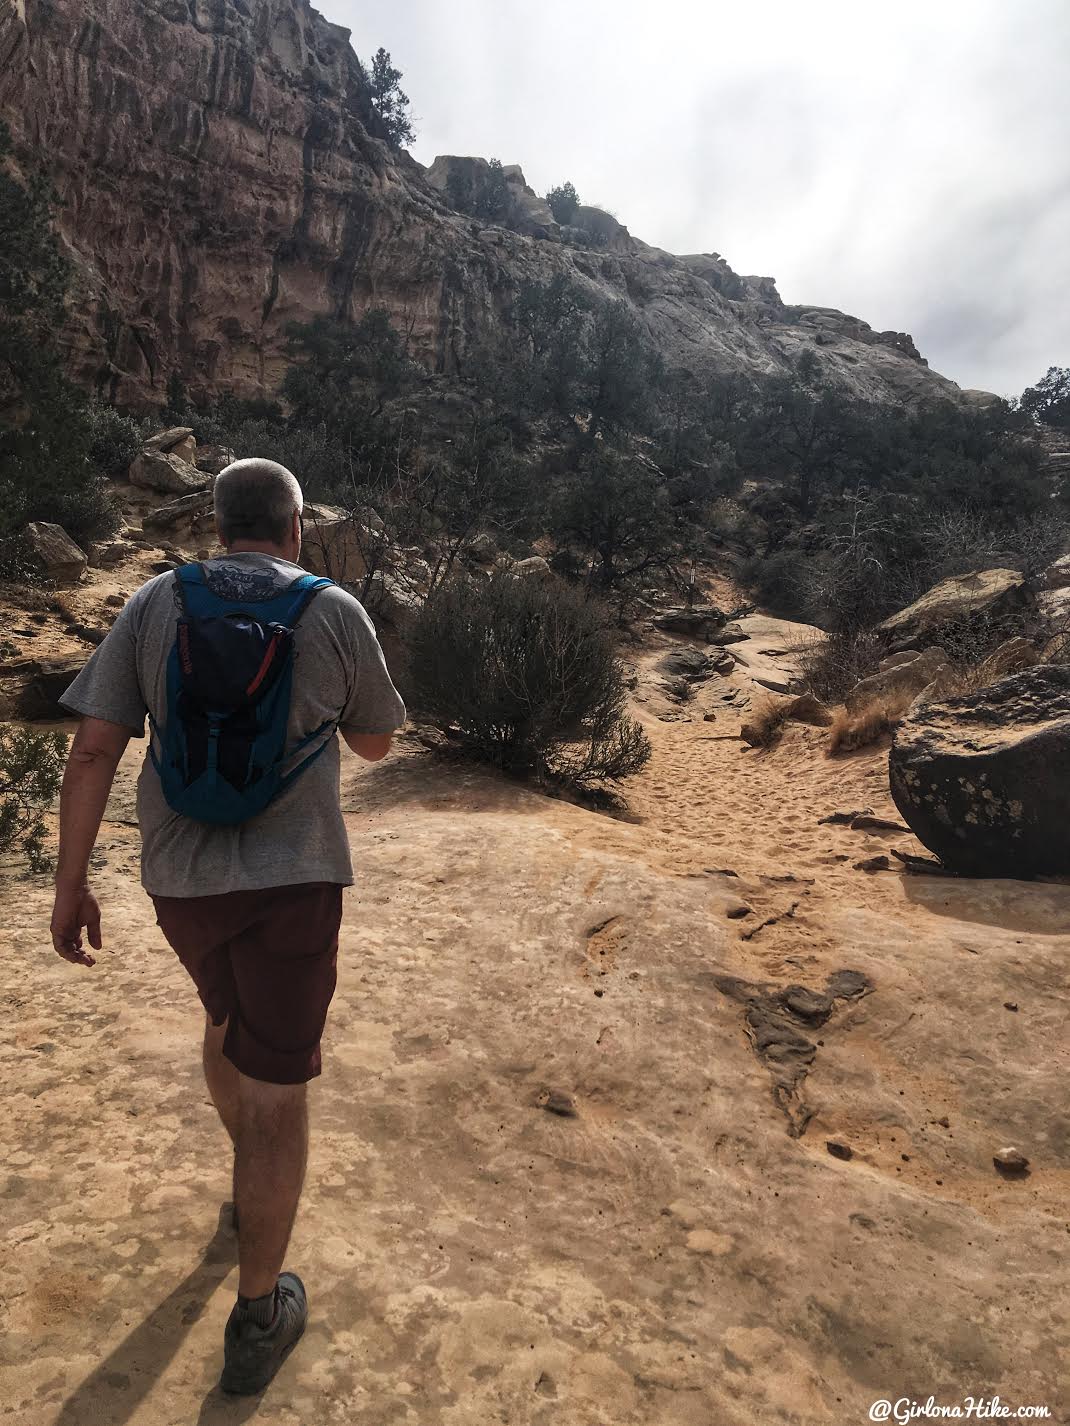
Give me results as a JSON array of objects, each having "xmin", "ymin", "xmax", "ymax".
[{"xmin": 50, "ymin": 458, "xmax": 406, "ymax": 1393}]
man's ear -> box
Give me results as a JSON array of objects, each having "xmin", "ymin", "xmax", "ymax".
[
  {"xmin": 215, "ymin": 519, "xmax": 229, "ymax": 550},
  {"xmin": 292, "ymin": 509, "xmax": 303, "ymax": 551}
]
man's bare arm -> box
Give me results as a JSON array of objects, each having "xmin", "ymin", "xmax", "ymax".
[
  {"xmin": 340, "ymin": 730, "xmax": 394, "ymax": 762},
  {"xmin": 50, "ymin": 716, "xmax": 133, "ymax": 967}
]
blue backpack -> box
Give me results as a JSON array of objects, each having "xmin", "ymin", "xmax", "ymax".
[{"xmin": 149, "ymin": 563, "xmax": 335, "ymax": 825}]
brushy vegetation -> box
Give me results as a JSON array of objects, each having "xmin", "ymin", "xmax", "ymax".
[
  {"xmin": 408, "ymin": 573, "xmax": 650, "ymax": 791},
  {"xmin": 0, "ymin": 121, "xmax": 125, "ymax": 569},
  {"xmin": 0, "ymin": 726, "xmax": 65, "ymax": 872}
]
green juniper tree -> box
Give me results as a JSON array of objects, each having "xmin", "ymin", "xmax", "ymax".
[{"xmin": 367, "ymin": 48, "xmax": 416, "ymax": 148}]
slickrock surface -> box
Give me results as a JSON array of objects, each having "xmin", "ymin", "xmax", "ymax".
[{"xmin": 3, "ymin": 638, "xmax": 1068, "ymax": 1424}]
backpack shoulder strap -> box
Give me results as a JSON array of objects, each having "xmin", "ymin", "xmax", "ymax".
[
  {"xmin": 281, "ymin": 573, "xmax": 334, "ymax": 628},
  {"xmin": 172, "ymin": 562, "xmax": 209, "ymax": 619}
]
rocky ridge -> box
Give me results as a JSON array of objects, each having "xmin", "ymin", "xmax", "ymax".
[{"xmin": 0, "ymin": 0, "xmax": 975, "ymax": 410}]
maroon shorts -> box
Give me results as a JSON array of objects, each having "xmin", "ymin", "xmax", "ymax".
[{"xmin": 152, "ymin": 882, "xmax": 343, "ymax": 1085}]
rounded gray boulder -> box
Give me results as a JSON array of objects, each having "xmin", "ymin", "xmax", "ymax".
[{"xmin": 889, "ymin": 665, "xmax": 1070, "ymax": 878}]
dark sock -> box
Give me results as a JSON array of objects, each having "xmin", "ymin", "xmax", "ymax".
[{"xmin": 235, "ymin": 1287, "xmax": 277, "ymax": 1330}]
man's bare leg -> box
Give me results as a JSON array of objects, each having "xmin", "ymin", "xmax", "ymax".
[
  {"xmin": 203, "ymin": 1016, "xmax": 240, "ymax": 1144},
  {"xmin": 234, "ymin": 1076, "xmax": 308, "ymax": 1301}
]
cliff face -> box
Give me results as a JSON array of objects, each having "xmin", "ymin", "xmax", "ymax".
[{"xmin": 0, "ymin": 0, "xmax": 963, "ymax": 410}]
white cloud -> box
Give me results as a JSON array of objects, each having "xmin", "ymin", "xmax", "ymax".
[{"xmin": 329, "ymin": 0, "xmax": 1069, "ymax": 395}]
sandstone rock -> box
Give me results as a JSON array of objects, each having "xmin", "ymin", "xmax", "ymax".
[
  {"xmin": 854, "ymin": 855, "xmax": 891, "ymax": 873},
  {"xmin": 845, "ymin": 647, "xmax": 950, "ymax": 713},
  {"xmin": 510, "ymin": 556, "xmax": 552, "ymax": 582},
  {"xmin": 729, "ymin": 614, "xmax": 822, "ymax": 694},
  {"xmin": 463, "ymin": 532, "xmax": 497, "ymax": 564},
  {"xmin": 709, "ymin": 622, "xmax": 748, "ymax": 646},
  {"xmin": 653, "ymin": 606, "xmax": 727, "ymax": 640},
  {"xmin": 889, "ymin": 665, "xmax": 1070, "ymax": 877},
  {"xmin": 169, "ymin": 435, "xmax": 197, "ymax": 463},
  {"xmin": 878, "ymin": 569, "xmax": 1033, "ymax": 650},
  {"xmin": 659, "ymin": 649, "xmax": 715, "ymax": 683},
  {"xmin": 129, "ymin": 450, "xmax": 211, "ymax": 496},
  {"xmin": 879, "ymin": 650, "xmax": 923, "ymax": 671},
  {"xmin": 301, "ymin": 505, "xmax": 373, "ymax": 585},
  {"xmin": 23, "ymin": 522, "xmax": 87, "ymax": 582},
  {"xmin": 142, "ymin": 426, "xmax": 194, "ymax": 453},
  {"xmin": 87, "ymin": 539, "xmax": 137, "ymax": 569},
  {"xmin": 195, "ymin": 444, "xmax": 236, "ymax": 476},
  {"xmin": 850, "ymin": 815, "xmax": 909, "ymax": 832},
  {"xmin": 142, "ymin": 492, "xmax": 214, "ymax": 534},
  {"xmin": 0, "ymin": 0, "xmax": 973, "ymax": 422},
  {"xmin": 17, "ymin": 656, "xmax": 87, "ymax": 719},
  {"xmin": 993, "ymin": 1147, "xmax": 1030, "ymax": 1175},
  {"xmin": 1039, "ymin": 554, "xmax": 1070, "ymax": 591}
]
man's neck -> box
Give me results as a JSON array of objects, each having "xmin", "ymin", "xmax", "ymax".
[{"xmin": 224, "ymin": 542, "xmax": 294, "ymax": 560}]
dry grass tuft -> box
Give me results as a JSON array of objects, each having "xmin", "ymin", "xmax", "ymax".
[
  {"xmin": 740, "ymin": 696, "xmax": 795, "ymax": 748},
  {"xmin": 828, "ymin": 687, "xmax": 919, "ymax": 754}
]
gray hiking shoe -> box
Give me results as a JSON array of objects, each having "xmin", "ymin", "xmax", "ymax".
[{"xmin": 220, "ymin": 1273, "xmax": 307, "ymax": 1396}]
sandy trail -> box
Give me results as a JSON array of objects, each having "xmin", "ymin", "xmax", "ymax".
[{"xmin": 2, "ymin": 646, "xmax": 1069, "ymax": 1424}]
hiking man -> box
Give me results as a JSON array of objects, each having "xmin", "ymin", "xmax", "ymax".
[{"xmin": 49, "ymin": 458, "xmax": 406, "ymax": 1394}]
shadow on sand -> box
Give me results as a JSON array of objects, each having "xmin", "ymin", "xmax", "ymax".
[{"xmin": 53, "ymin": 1209, "xmax": 259, "ymax": 1426}]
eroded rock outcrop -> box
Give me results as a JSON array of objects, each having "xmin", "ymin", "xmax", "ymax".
[
  {"xmin": 0, "ymin": 0, "xmax": 968, "ymax": 410},
  {"xmin": 889, "ymin": 665, "xmax": 1070, "ymax": 877},
  {"xmin": 878, "ymin": 569, "xmax": 1034, "ymax": 651}
]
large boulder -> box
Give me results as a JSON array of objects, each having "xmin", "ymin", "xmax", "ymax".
[
  {"xmin": 23, "ymin": 522, "xmax": 87, "ymax": 582},
  {"xmin": 300, "ymin": 504, "xmax": 373, "ymax": 585},
  {"xmin": 652, "ymin": 605, "xmax": 727, "ymax": 640},
  {"xmin": 845, "ymin": 647, "xmax": 949, "ymax": 713},
  {"xmin": 889, "ymin": 665, "xmax": 1070, "ymax": 877},
  {"xmin": 128, "ymin": 449, "xmax": 211, "ymax": 495},
  {"xmin": 878, "ymin": 569, "xmax": 1033, "ymax": 650}
]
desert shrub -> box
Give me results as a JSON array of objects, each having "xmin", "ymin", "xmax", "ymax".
[
  {"xmin": 546, "ymin": 181, "xmax": 580, "ymax": 225},
  {"xmin": 0, "ymin": 726, "xmax": 64, "ymax": 871},
  {"xmin": 739, "ymin": 547, "xmax": 813, "ymax": 620},
  {"xmin": 0, "ymin": 121, "xmax": 120, "ymax": 567},
  {"xmin": 85, "ymin": 401, "xmax": 141, "ymax": 477},
  {"xmin": 408, "ymin": 572, "xmax": 651, "ymax": 789}
]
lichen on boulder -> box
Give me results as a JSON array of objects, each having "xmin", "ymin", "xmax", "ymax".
[{"xmin": 889, "ymin": 665, "xmax": 1070, "ymax": 877}]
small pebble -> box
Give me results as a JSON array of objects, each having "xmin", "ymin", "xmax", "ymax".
[
  {"xmin": 538, "ymin": 1090, "xmax": 577, "ymax": 1118},
  {"xmin": 993, "ymin": 1147, "xmax": 1030, "ymax": 1175},
  {"xmin": 1003, "ymin": 1002, "xmax": 1018, "ymax": 1012},
  {"xmin": 826, "ymin": 1139, "xmax": 853, "ymax": 1161},
  {"xmin": 724, "ymin": 903, "xmax": 753, "ymax": 920}
]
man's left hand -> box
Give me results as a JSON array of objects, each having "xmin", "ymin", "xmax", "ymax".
[{"xmin": 50, "ymin": 884, "xmax": 103, "ymax": 967}]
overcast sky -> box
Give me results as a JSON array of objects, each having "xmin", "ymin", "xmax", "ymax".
[{"xmin": 329, "ymin": 0, "xmax": 1067, "ymax": 397}]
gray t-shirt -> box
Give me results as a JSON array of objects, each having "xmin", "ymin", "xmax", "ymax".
[{"xmin": 61, "ymin": 553, "xmax": 406, "ymax": 898}]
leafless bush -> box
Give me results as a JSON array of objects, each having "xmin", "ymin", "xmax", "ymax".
[{"xmin": 798, "ymin": 627, "xmax": 884, "ymax": 705}]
